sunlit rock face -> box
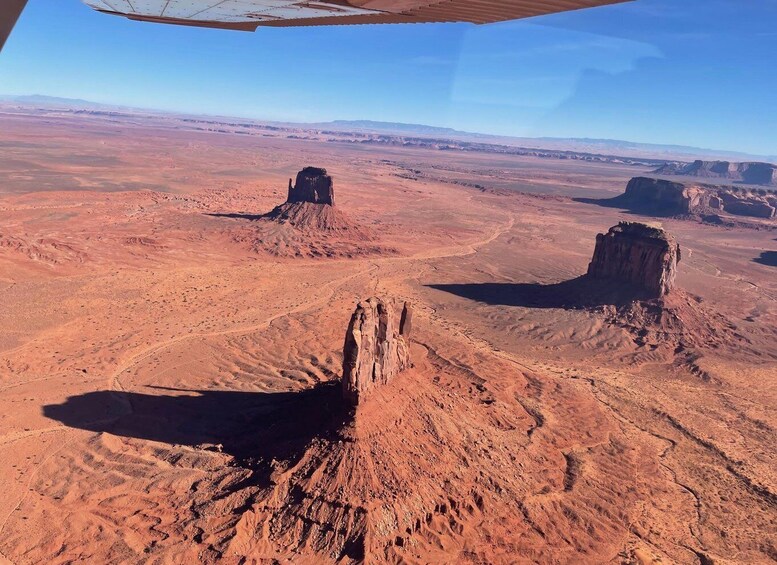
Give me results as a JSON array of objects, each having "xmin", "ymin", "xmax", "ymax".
[
  {"xmin": 654, "ymin": 160, "xmax": 777, "ymax": 186},
  {"xmin": 342, "ymin": 298, "xmax": 412, "ymax": 407},
  {"xmin": 587, "ymin": 222, "xmax": 681, "ymax": 299}
]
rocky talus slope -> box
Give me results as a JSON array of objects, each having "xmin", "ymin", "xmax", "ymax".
[{"xmin": 583, "ymin": 223, "xmax": 752, "ymax": 376}]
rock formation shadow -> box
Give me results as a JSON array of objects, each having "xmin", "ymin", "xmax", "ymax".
[
  {"xmin": 428, "ymin": 275, "xmax": 654, "ymax": 309},
  {"xmin": 43, "ymin": 382, "xmax": 349, "ymax": 482},
  {"xmin": 206, "ymin": 212, "xmax": 265, "ymax": 221},
  {"xmin": 572, "ymin": 196, "xmax": 673, "ymax": 217},
  {"xmin": 754, "ymin": 251, "xmax": 777, "ymax": 267}
]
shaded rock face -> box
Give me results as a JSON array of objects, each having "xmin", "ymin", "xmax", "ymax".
[
  {"xmin": 264, "ymin": 166, "xmax": 368, "ymax": 232},
  {"xmin": 287, "ymin": 166, "xmax": 335, "ymax": 206},
  {"xmin": 587, "ymin": 222, "xmax": 681, "ymax": 299},
  {"xmin": 342, "ymin": 298, "xmax": 412, "ymax": 407},
  {"xmin": 622, "ymin": 177, "xmax": 710, "ymax": 215},
  {"xmin": 654, "ymin": 160, "xmax": 777, "ymax": 186},
  {"xmin": 620, "ymin": 177, "xmax": 776, "ymax": 220}
]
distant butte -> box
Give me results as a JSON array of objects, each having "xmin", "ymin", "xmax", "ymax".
[
  {"xmin": 287, "ymin": 166, "xmax": 335, "ymax": 206},
  {"xmin": 265, "ymin": 166, "xmax": 358, "ymax": 231},
  {"xmin": 600, "ymin": 177, "xmax": 777, "ymax": 221},
  {"xmin": 654, "ymin": 160, "xmax": 777, "ymax": 186},
  {"xmin": 587, "ymin": 222, "xmax": 681, "ymax": 299}
]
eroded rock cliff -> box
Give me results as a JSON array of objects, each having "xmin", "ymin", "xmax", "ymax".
[
  {"xmin": 342, "ymin": 298, "xmax": 412, "ymax": 406},
  {"xmin": 587, "ymin": 222, "xmax": 681, "ymax": 298},
  {"xmin": 621, "ymin": 177, "xmax": 711, "ymax": 215},
  {"xmin": 615, "ymin": 177, "xmax": 776, "ymax": 220},
  {"xmin": 654, "ymin": 160, "xmax": 777, "ymax": 186},
  {"xmin": 287, "ymin": 166, "xmax": 335, "ymax": 206}
]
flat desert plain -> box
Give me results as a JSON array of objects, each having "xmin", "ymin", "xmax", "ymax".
[{"xmin": 0, "ymin": 108, "xmax": 775, "ymax": 564}]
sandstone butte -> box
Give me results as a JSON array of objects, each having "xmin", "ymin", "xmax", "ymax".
[
  {"xmin": 653, "ymin": 159, "xmax": 777, "ymax": 186},
  {"xmin": 342, "ymin": 298, "xmax": 413, "ymax": 406},
  {"xmin": 587, "ymin": 221, "xmax": 681, "ymax": 299},
  {"xmin": 266, "ymin": 166, "xmax": 363, "ymax": 232},
  {"xmin": 620, "ymin": 177, "xmax": 777, "ymax": 219},
  {"xmin": 287, "ymin": 166, "xmax": 335, "ymax": 206}
]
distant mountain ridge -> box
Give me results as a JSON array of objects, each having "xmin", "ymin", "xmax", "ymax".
[
  {"xmin": 0, "ymin": 94, "xmax": 153, "ymax": 114},
  {"xmin": 2, "ymin": 94, "xmax": 775, "ymax": 163}
]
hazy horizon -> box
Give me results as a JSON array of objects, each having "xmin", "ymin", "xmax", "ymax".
[{"xmin": 3, "ymin": 92, "xmax": 776, "ymax": 163}]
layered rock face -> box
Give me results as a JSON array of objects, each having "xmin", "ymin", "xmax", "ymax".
[
  {"xmin": 619, "ymin": 177, "xmax": 776, "ymax": 220},
  {"xmin": 654, "ymin": 160, "xmax": 777, "ymax": 186},
  {"xmin": 719, "ymin": 192, "xmax": 776, "ymax": 219},
  {"xmin": 621, "ymin": 177, "xmax": 710, "ymax": 215},
  {"xmin": 342, "ymin": 298, "xmax": 412, "ymax": 406},
  {"xmin": 587, "ymin": 222, "xmax": 681, "ymax": 298},
  {"xmin": 287, "ymin": 166, "xmax": 335, "ymax": 206}
]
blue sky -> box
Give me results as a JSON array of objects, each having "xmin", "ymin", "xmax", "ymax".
[{"xmin": 1, "ymin": 0, "xmax": 776, "ymax": 155}]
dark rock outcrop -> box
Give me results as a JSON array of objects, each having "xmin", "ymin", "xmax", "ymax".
[
  {"xmin": 265, "ymin": 166, "xmax": 363, "ymax": 231},
  {"xmin": 619, "ymin": 177, "xmax": 712, "ymax": 215},
  {"xmin": 653, "ymin": 160, "xmax": 777, "ymax": 186},
  {"xmin": 587, "ymin": 222, "xmax": 681, "ymax": 298},
  {"xmin": 610, "ymin": 177, "xmax": 776, "ymax": 220},
  {"xmin": 342, "ymin": 298, "xmax": 412, "ymax": 407},
  {"xmin": 287, "ymin": 166, "xmax": 335, "ymax": 205}
]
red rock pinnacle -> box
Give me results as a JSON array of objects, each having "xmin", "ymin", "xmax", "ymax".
[{"xmin": 342, "ymin": 298, "xmax": 412, "ymax": 407}]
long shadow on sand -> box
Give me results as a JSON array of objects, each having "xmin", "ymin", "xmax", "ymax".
[
  {"xmin": 43, "ymin": 382, "xmax": 348, "ymax": 482},
  {"xmin": 573, "ymin": 197, "xmax": 735, "ymax": 226},
  {"xmin": 428, "ymin": 275, "xmax": 651, "ymax": 309},
  {"xmin": 206, "ymin": 212, "xmax": 265, "ymax": 221},
  {"xmin": 754, "ymin": 251, "xmax": 777, "ymax": 267},
  {"xmin": 572, "ymin": 196, "xmax": 677, "ymax": 218}
]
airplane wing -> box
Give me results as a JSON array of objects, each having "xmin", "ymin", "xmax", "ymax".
[
  {"xmin": 83, "ymin": 0, "xmax": 631, "ymax": 30},
  {"xmin": 2, "ymin": 0, "xmax": 631, "ymax": 52}
]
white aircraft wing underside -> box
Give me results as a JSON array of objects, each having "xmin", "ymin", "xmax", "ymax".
[
  {"xmin": 84, "ymin": 0, "xmax": 376, "ymax": 24},
  {"xmin": 81, "ymin": 0, "xmax": 632, "ymax": 29},
  {"xmin": 1, "ymin": 0, "xmax": 632, "ymax": 52}
]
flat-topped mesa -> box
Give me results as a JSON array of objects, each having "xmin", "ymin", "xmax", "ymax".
[
  {"xmin": 587, "ymin": 222, "xmax": 681, "ymax": 299},
  {"xmin": 617, "ymin": 177, "xmax": 776, "ymax": 220},
  {"xmin": 622, "ymin": 177, "xmax": 709, "ymax": 215},
  {"xmin": 287, "ymin": 166, "xmax": 335, "ymax": 206},
  {"xmin": 342, "ymin": 298, "xmax": 412, "ymax": 407},
  {"xmin": 654, "ymin": 160, "xmax": 777, "ymax": 186}
]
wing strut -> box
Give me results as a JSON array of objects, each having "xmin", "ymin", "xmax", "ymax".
[{"xmin": 0, "ymin": 0, "xmax": 28, "ymax": 52}]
